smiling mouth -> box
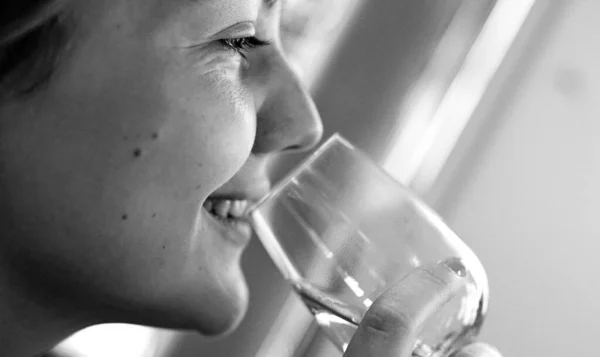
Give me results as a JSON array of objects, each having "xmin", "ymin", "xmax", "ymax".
[
  {"xmin": 202, "ymin": 198, "xmax": 254, "ymax": 246},
  {"xmin": 203, "ymin": 199, "xmax": 250, "ymax": 220}
]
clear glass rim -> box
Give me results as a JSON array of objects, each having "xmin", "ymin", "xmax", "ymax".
[
  {"xmin": 248, "ymin": 132, "xmax": 426, "ymax": 214},
  {"xmin": 247, "ymin": 133, "xmax": 352, "ymax": 214},
  {"xmin": 247, "ymin": 132, "xmax": 433, "ymax": 215}
]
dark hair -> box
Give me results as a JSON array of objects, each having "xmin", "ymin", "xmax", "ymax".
[{"xmin": 0, "ymin": 0, "xmax": 71, "ymax": 98}]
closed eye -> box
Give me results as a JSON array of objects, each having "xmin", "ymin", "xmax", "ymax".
[{"xmin": 219, "ymin": 36, "xmax": 271, "ymax": 59}]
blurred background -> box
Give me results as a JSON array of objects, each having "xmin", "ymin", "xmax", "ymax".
[{"xmin": 53, "ymin": 0, "xmax": 599, "ymax": 356}]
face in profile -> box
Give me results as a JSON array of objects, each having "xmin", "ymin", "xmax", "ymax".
[{"xmin": 0, "ymin": 0, "xmax": 322, "ymax": 335}]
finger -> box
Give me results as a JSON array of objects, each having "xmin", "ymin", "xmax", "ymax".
[
  {"xmin": 343, "ymin": 258, "xmax": 467, "ymax": 357},
  {"xmin": 452, "ymin": 343, "xmax": 503, "ymax": 357}
]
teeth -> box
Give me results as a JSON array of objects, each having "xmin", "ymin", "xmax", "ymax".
[
  {"xmin": 204, "ymin": 199, "xmax": 249, "ymax": 219},
  {"xmin": 213, "ymin": 200, "xmax": 231, "ymax": 218},
  {"xmin": 203, "ymin": 200, "xmax": 214, "ymax": 212},
  {"xmin": 229, "ymin": 201, "xmax": 248, "ymax": 217}
]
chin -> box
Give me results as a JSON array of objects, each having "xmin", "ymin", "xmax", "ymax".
[
  {"xmin": 116, "ymin": 218, "xmax": 253, "ymax": 335},
  {"xmin": 138, "ymin": 279, "xmax": 249, "ymax": 337},
  {"xmin": 201, "ymin": 283, "xmax": 250, "ymax": 337},
  {"xmin": 173, "ymin": 263, "xmax": 251, "ymax": 337}
]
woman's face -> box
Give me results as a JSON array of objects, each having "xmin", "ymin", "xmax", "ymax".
[{"xmin": 0, "ymin": 0, "xmax": 321, "ymax": 334}]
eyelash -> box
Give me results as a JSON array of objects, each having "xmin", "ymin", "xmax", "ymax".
[{"xmin": 219, "ymin": 36, "xmax": 271, "ymax": 59}]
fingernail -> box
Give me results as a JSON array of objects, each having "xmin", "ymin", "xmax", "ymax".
[{"xmin": 442, "ymin": 257, "xmax": 467, "ymax": 278}]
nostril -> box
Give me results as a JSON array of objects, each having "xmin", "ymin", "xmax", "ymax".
[
  {"xmin": 283, "ymin": 128, "xmax": 322, "ymax": 153},
  {"xmin": 283, "ymin": 144, "xmax": 303, "ymax": 152},
  {"xmin": 252, "ymin": 123, "xmax": 323, "ymax": 154}
]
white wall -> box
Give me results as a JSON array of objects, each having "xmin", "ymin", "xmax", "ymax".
[{"xmin": 436, "ymin": 1, "xmax": 600, "ymax": 356}]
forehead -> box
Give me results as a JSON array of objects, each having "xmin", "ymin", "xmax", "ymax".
[
  {"xmin": 75, "ymin": 0, "xmax": 267, "ymax": 35},
  {"xmin": 174, "ymin": 0, "xmax": 260, "ymax": 18},
  {"xmin": 161, "ymin": 0, "xmax": 260, "ymax": 35},
  {"xmin": 154, "ymin": 0, "xmax": 282, "ymax": 21},
  {"xmin": 168, "ymin": 0, "xmax": 282, "ymax": 21}
]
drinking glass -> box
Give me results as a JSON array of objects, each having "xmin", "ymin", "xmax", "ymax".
[{"xmin": 249, "ymin": 134, "xmax": 488, "ymax": 357}]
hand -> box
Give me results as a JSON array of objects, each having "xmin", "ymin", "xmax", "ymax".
[{"xmin": 342, "ymin": 259, "xmax": 501, "ymax": 357}]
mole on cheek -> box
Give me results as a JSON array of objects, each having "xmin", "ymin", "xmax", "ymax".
[
  {"xmin": 133, "ymin": 148, "xmax": 143, "ymax": 157},
  {"xmin": 122, "ymin": 214, "xmax": 128, "ymax": 220}
]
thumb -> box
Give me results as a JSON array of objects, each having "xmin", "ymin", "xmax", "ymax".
[
  {"xmin": 452, "ymin": 343, "xmax": 503, "ymax": 357},
  {"xmin": 343, "ymin": 258, "xmax": 467, "ymax": 357}
]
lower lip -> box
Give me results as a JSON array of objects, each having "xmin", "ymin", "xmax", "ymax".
[{"xmin": 203, "ymin": 208, "xmax": 253, "ymax": 247}]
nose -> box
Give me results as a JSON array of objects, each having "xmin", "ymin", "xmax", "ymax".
[{"xmin": 252, "ymin": 54, "xmax": 323, "ymax": 155}]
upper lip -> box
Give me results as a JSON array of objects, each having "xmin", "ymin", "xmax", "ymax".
[{"xmin": 204, "ymin": 183, "xmax": 271, "ymax": 210}]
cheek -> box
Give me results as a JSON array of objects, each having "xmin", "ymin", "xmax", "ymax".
[
  {"xmin": 0, "ymin": 43, "xmax": 256, "ymax": 242},
  {"xmin": 43, "ymin": 41, "xmax": 256, "ymax": 201},
  {"xmin": 161, "ymin": 69, "xmax": 257, "ymax": 195}
]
